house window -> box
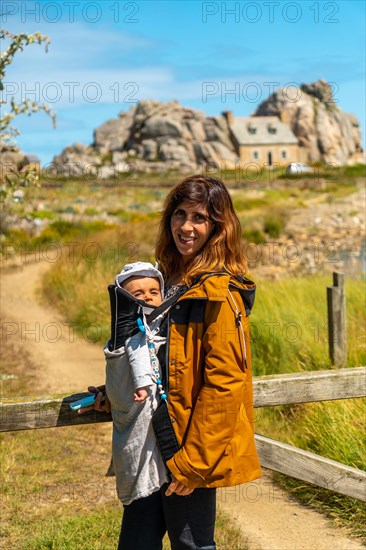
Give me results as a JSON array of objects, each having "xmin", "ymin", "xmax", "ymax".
[
  {"xmin": 248, "ymin": 126, "xmax": 257, "ymax": 134},
  {"xmin": 268, "ymin": 126, "xmax": 277, "ymax": 134},
  {"xmin": 252, "ymin": 150, "xmax": 259, "ymax": 160},
  {"xmin": 281, "ymin": 150, "xmax": 287, "ymax": 159}
]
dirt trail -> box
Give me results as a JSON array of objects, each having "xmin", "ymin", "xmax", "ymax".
[
  {"xmin": 1, "ymin": 259, "xmax": 364, "ymax": 550},
  {"xmin": 217, "ymin": 474, "xmax": 364, "ymax": 549},
  {"xmin": 1, "ymin": 258, "xmax": 104, "ymax": 394}
]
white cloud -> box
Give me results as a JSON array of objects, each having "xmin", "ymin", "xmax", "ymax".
[{"xmin": 3, "ymin": 20, "xmax": 156, "ymax": 71}]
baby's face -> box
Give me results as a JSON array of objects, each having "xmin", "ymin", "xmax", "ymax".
[{"xmin": 122, "ymin": 276, "xmax": 162, "ymax": 306}]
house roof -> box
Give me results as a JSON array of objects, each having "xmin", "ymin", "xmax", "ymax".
[{"xmin": 230, "ymin": 116, "xmax": 298, "ymax": 146}]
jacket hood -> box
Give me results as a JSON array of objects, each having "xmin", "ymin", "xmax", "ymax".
[{"xmin": 183, "ymin": 271, "xmax": 256, "ymax": 316}]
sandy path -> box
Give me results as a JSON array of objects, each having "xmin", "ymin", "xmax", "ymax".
[
  {"xmin": 1, "ymin": 258, "xmax": 105, "ymax": 394},
  {"xmin": 1, "ymin": 258, "xmax": 364, "ymax": 549},
  {"xmin": 217, "ymin": 473, "xmax": 364, "ymax": 549}
]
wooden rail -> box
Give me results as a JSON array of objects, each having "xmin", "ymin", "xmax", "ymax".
[
  {"xmin": 256, "ymin": 435, "xmax": 365, "ymax": 502},
  {"xmin": 1, "ymin": 367, "xmax": 365, "ymax": 502},
  {"xmin": 1, "ymin": 368, "xmax": 364, "ymax": 432}
]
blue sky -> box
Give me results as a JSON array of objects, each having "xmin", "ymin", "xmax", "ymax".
[{"xmin": 2, "ymin": 0, "xmax": 365, "ymax": 165}]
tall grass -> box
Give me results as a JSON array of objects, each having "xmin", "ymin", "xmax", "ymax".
[
  {"xmin": 1, "ymin": 219, "xmax": 114, "ymax": 256},
  {"xmin": 250, "ymin": 275, "xmax": 366, "ymax": 374},
  {"xmin": 42, "ymin": 222, "xmax": 159, "ymax": 344}
]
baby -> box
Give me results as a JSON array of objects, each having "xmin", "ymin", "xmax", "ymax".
[
  {"xmin": 114, "ymin": 261, "xmax": 164, "ymax": 403},
  {"xmin": 119, "ymin": 268, "xmax": 163, "ymax": 402},
  {"xmin": 104, "ymin": 261, "xmax": 170, "ymax": 505}
]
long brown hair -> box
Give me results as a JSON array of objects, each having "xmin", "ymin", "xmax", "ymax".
[{"xmin": 155, "ymin": 175, "xmax": 247, "ymax": 285}]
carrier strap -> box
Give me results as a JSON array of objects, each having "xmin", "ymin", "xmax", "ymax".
[{"xmin": 145, "ymin": 285, "xmax": 188, "ymax": 324}]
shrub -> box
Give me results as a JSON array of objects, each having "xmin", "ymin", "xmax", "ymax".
[
  {"xmin": 242, "ymin": 228, "xmax": 266, "ymax": 244},
  {"xmin": 263, "ymin": 210, "xmax": 288, "ymax": 238},
  {"xmin": 29, "ymin": 210, "xmax": 56, "ymax": 220}
]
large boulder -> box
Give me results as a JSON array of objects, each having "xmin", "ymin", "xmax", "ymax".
[
  {"xmin": 203, "ymin": 118, "xmax": 233, "ymax": 149},
  {"xmin": 193, "ymin": 142, "xmax": 222, "ymax": 167},
  {"xmin": 141, "ymin": 139, "xmax": 158, "ymax": 161},
  {"xmin": 74, "ymin": 98, "xmax": 238, "ymax": 173},
  {"xmin": 184, "ymin": 119, "xmax": 206, "ymax": 142},
  {"xmin": 141, "ymin": 115, "xmax": 184, "ymax": 139},
  {"xmin": 93, "ymin": 109, "xmax": 135, "ymax": 153},
  {"xmin": 52, "ymin": 143, "xmax": 101, "ymax": 176},
  {"xmin": 159, "ymin": 138, "xmax": 193, "ymax": 163}
]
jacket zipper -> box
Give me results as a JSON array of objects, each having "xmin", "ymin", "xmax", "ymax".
[
  {"xmin": 165, "ymin": 295, "xmax": 207, "ymax": 397},
  {"xmin": 228, "ymin": 288, "xmax": 248, "ymax": 370}
]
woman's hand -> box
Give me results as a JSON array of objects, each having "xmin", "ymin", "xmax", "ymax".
[
  {"xmin": 78, "ymin": 386, "xmax": 111, "ymax": 414},
  {"xmin": 165, "ymin": 476, "xmax": 194, "ymax": 497}
]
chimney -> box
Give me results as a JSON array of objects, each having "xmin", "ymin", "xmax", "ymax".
[
  {"xmin": 222, "ymin": 110, "xmax": 234, "ymax": 126},
  {"xmin": 280, "ymin": 111, "xmax": 290, "ymax": 125}
]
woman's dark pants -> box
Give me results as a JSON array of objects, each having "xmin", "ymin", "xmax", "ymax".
[{"xmin": 118, "ymin": 483, "xmax": 216, "ymax": 549}]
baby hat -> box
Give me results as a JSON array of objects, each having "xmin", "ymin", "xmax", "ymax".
[{"xmin": 115, "ymin": 261, "xmax": 164, "ymax": 299}]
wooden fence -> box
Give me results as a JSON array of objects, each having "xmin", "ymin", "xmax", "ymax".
[
  {"xmin": 1, "ymin": 366, "xmax": 365, "ymax": 502},
  {"xmin": 327, "ymin": 272, "xmax": 347, "ymax": 367}
]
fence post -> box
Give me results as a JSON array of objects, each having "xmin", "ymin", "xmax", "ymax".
[{"xmin": 327, "ymin": 272, "xmax": 347, "ymax": 367}]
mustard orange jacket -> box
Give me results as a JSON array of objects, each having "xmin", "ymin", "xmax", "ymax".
[{"xmin": 165, "ymin": 272, "xmax": 262, "ymax": 489}]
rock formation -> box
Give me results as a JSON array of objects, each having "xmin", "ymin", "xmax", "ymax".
[
  {"xmin": 52, "ymin": 100, "xmax": 237, "ymax": 176},
  {"xmin": 254, "ymin": 79, "xmax": 363, "ymax": 165},
  {"xmin": 0, "ymin": 145, "xmax": 28, "ymax": 180},
  {"xmin": 52, "ymin": 81, "xmax": 363, "ymax": 176}
]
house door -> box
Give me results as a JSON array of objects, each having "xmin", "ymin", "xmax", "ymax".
[{"xmin": 267, "ymin": 152, "xmax": 273, "ymax": 166}]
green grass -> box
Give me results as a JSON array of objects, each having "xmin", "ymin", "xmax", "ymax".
[
  {"xmin": 1, "ymin": 424, "xmax": 122, "ymax": 550},
  {"xmin": 263, "ymin": 208, "xmax": 288, "ymax": 238},
  {"xmin": 16, "ymin": 507, "xmax": 122, "ymax": 550},
  {"xmin": 250, "ymin": 275, "xmax": 366, "ymax": 374},
  {"xmin": 29, "ymin": 210, "xmax": 56, "ymax": 220},
  {"xmin": 242, "ymin": 228, "xmax": 266, "ymax": 245},
  {"xmin": 1, "ymin": 220, "xmax": 115, "ymax": 258},
  {"xmin": 278, "ymin": 163, "xmax": 365, "ymax": 182},
  {"xmin": 2, "ymin": 175, "xmax": 361, "ymax": 265}
]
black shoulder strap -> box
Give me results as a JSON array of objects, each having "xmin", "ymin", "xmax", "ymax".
[{"xmin": 146, "ymin": 285, "xmax": 188, "ymax": 324}]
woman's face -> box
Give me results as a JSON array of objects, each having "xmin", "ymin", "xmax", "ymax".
[{"xmin": 170, "ymin": 201, "xmax": 213, "ymax": 263}]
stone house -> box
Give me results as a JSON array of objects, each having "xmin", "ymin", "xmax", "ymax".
[{"xmin": 223, "ymin": 111, "xmax": 304, "ymax": 166}]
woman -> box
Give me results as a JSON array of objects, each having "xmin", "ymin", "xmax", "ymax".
[{"xmin": 88, "ymin": 175, "xmax": 261, "ymax": 549}]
